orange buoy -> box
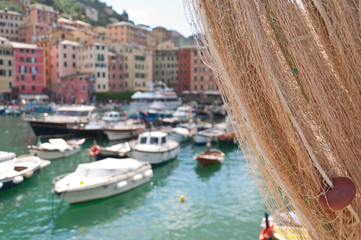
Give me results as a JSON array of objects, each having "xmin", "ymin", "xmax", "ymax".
[
  {"xmin": 218, "ymin": 134, "xmax": 227, "ymax": 141},
  {"xmin": 319, "ymin": 177, "xmax": 356, "ymax": 210},
  {"xmin": 259, "ymin": 222, "xmax": 274, "ymax": 240},
  {"xmin": 89, "ymin": 145, "xmax": 101, "ymax": 156}
]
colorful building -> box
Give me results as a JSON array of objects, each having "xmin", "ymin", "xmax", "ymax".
[
  {"xmin": 12, "ymin": 42, "xmax": 44, "ymax": 94},
  {"xmin": 0, "ymin": 9, "xmax": 24, "ymax": 41},
  {"xmin": 154, "ymin": 43, "xmax": 178, "ymax": 91},
  {"xmin": 18, "ymin": 22, "xmax": 52, "ymax": 43},
  {"xmin": 190, "ymin": 48, "xmax": 217, "ymax": 92},
  {"xmin": 28, "ymin": 3, "xmax": 58, "ymax": 25},
  {"xmin": 178, "ymin": 47, "xmax": 192, "ymax": 93},
  {"xmin": 36, "ymin": 39, "xmax": 50, "ymax": 91},
  {"xmin": 77, "ymin": 42, "xmax": 109, "ymax": 92},
  {"xmin": 60, "ymin": 73, "xmax": 94, "ymax": 104},
  {"xmin": 107, "ymin": 22, "xmax": 149, "ymax": 46},
  {"xmin": 108, "ymin": 52, "xmax": 125, "ymax": 92},
  {"xmin": 0, "ymin": 37, "xmax": 14, "ymax": 96},
  {"xmin": 50, "ymin": 40, "xmax": 80, "ymax": 99}
]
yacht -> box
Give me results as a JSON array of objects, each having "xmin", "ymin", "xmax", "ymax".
[
  {"xmin": 101, "ymin": 111, "xmax": 123, "ymax": 122},
  {"xmin": 25, "ymin": 105, "xmax": 96, "ymax": 136},
  {"xmin": 131, "ymin": 131, "xmax": 180, "ymax": 164},
  {"xmin": 52, "ymin": 158, "xmax": 153, "ymax": 204},
  {"xmin": 130, "ymin": 82, "xmax": 182, "ymax": 112}
]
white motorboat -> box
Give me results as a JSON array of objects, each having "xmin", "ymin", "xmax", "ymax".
[
  {"xmin": 101, "ymin": 111, "xmax": 124, "ymax": 122},
  {"xmin": 131, "ymin": 131, "xmax": 180, "ymax": 164},
  {"xmin": 0, "ymin": 151, "xmax": 50, "ymax": 191},
  {"xmin": 130, "ymin": 81, "xmax": 182, "ymax": 112},
  {"xmin": 172, "ymin": 106, "xmax": 196, "ymax": 122},
  {"xmin": 52, "ymin": 158, "xmax": 153, "ymax": 204},
  {"xmin": 168, "ymin": 127, "xmax": 193, "ymax": 143},
  {"xmin": 92, "ymin": 142, "xmax": 134, "ymax": 160},
  {"xmin": 193, "ymin": 128, "xmax": 225, "ymax": 144},
  {"xmin": 25, "ymin": 105, "xmax": 96, "ymax": 136},
  {"xmin": 104, "ymin": 119, "xmax": 146, "ymax": 141},
  {"xmin": 28, "ymin": 138, "xmax": 85, "ymax": 160}
]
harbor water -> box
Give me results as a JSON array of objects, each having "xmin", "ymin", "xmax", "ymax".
[{"xmin": 0, "ymin": 115, "xmax": 267, "ymax": 240}]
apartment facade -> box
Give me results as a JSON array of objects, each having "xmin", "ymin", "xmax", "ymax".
[
  {"xmin": 50, "ymin": 40, "xmax": 80, "ymax": 99},
  {"xmin": 29, "ymin": 3, "xmax": 58, "ymax": 25},
  {"xmin": 108, "ymin": 52, "xmax": 125, "ymax": 92},
  {"xmin": 190, "ymin": 49, "xmax": 217, "ymax": 92},
  {"xmin": 178, "ymin": 47, "xmax": 192, "ymax": 93},
  {"xmin": 18, "ymin": 22, "xmax": 52, "ymax": 43},
  {"xmin": 154, "ymin": 47, "xmax": 178, "ymax": 91},
  {"xmin": 0, "ymin": 9, "xmax": 24, "ymax": 41},
  {"xmin": 0, "ymin": 37, "xmax": 14, "ymax": 95},
  {"xmin": 77, "ymin": 42, "xmax": 109, "ymax": 92},
  {"xmin": 60, "ymin": 73, "xmax": 94, "ymax": 104},
  {"xmin": 12, "ymin": 42, "xmax": 44, "ymax": 94},
  {"xmin": 107, "ymin": 22, "xmax": 148, "ymax": 46}
]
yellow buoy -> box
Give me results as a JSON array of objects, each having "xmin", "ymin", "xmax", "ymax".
[
  {"xmin": 80, "ymin": 181, "xmax": 84, "ymax": 185},
  {"xmin": 180, "ymin": 195, "xmax": 185, "ymax": 202}
]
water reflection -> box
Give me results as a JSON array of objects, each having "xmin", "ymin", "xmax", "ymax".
[{"xmin": 194, "ymin": 163, "xmax": 222, "ymax": 179}]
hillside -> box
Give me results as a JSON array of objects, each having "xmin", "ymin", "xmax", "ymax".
[{"xmin": 4, "ymin": 0, "xmax": 129, "ymax": 26}]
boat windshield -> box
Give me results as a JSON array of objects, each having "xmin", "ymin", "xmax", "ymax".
[
  {"xmin": 140, "ymin": 137, "xmax": 147, "ymax": 144},
  {"xmin": 150, "ymin": 137, "xmax": 159, "ymax": 145},
  {"xmin": 56, "ymin": 111, "xmax": 89, "ymax": 117},
  {"xmin": 161, "ymin": 137, "xmax": 166, "ymax": 144}
]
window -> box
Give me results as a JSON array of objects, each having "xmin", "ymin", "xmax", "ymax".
[
  {"xmin": 150, "ymin": 137, "xmax": 159, "ymax": 145},
  {"xmin": 8, "ymin": 70, "xmax": 11, "ymax": 76},
  {"xmin": 140, "ymin": 137, "xmax": 147, "ymax": 144},
  {"xmin": 32, "ymin": 86, "xmax": 35, "ymax": 91},
  {"xmin": 8, "ymin": 60, "xmax": 11, "ymax": 66},
  {"xmin": 161, "ymin": 137, "xmax": 166, "ymax": 144},
  {"xmin": 30, "ymin": 67, "xmax": 38, "ymax": 74},
  {"xmin": 32, "ymin": 75, "xmax": 35, "ymax": 81},
  {"xmin": 73, "ymin": 62, "xmax": 76, "ymax": 68},
  {"xmin": 21, "ymin": 75, "xmax": 24, "ymax": 81},
  {"xmin": 19, "ymin": 66, "xmax": 26, "ymax": 73},
  {"xmin": 0, "ymin": 59, "xmax": 2, "ymax": 65},
  {"xmin": 21, "ymin": 85, "xmax": 25, "ymax": 90},
  {"xmin": 64, "ymin": 62, "xmax": 67, "ymax": 67},
  {"xmin": 64, "ymin": 53, "xmax": 67, "ymax": 58}
]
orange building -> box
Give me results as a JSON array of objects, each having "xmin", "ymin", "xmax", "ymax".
[{"xmin": 107, "ymin": 22, "xmax": 148, "ymax": 46}]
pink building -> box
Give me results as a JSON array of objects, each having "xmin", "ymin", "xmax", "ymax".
[
  {"xmin": 190, "ymin": 49, "xmax": 217, "ymax": 92},
  {"xmin": 12, "ymin": 42, "xmax": 44, "ymax": 94},
  {"xmin": 108, "ymin": 52, "xmax": 125, "ymax": 92},
  {"xmin": 18, "ymin": 22, "xmax": 52, "ymax": 43},
  {"xmin": 60, "ymin": 73, "xmax": 94, "ymax": 104},
  {"xmin": 178, "ymin": 47, "xmax": 192, "ymax": 92},
  {"xmin": 50, "ymin": 40, "xmax": 80, "ymax": 100},
  {"xmin": 29, "ymin": 3, "xmax": 58, "ymax": 25}
]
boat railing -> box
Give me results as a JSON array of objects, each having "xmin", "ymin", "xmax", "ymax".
[{"xmin": 51, "ymin": 173, "xmax": 70, "ymax": 185}]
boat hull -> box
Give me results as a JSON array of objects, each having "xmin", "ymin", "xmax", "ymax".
[
  {"xmin": 193, "ymin": 134, "xmax": 219, "ymax": 145},
  {"xmin": 168, "ymin": 133, "xmax": 190, "ymax": 143},
  {"xmin": 29, "ymin": 147, "xmax": 81, "ymax": 160},
  {"xmin": 28, "ymin": 121, "xmax": 71, "ymax": 136},
  {"xmin": 105, "ymin": 130, "xmax": 138, "ymax": 141},
  {"xmin": 131, "ymin": 146, "xmax": 180, "ymax": 164},
  {"xmin": 56, "ymin": 173, "xmax": 152, "ymax": 204}
]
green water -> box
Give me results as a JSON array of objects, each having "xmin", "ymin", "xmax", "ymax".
[{"xmin": 0, "ymin": 115, "xmax": 267, "ymax": 240}]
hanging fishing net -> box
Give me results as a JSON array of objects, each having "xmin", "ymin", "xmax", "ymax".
[{"xmin": 184, "ymin": 0, "xmax": 361, "ymax": 239}]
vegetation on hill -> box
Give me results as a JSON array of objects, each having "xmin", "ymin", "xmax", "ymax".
[
  {"xmin": 0, "ymin": 1, "xmax": 24, "ymax": 13},
  {"xmin": 30, "ymin": 0, "xmax": 128, "ymax": 26}
]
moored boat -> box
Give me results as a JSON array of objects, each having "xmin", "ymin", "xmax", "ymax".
[
  {"xmin": 131, "ymin": 131, "xmax": 180, "ymax": 164},
  {"xmin": 28, "ymin": 138, "xmax": 85, "ymax": 160},
  {"xmin": 193, "ymin": 127, "xmax": 225, "ymax": 144},
  {"xmin": 0, "ymin": 151, "xmax": 50, "ymax": 191},
  {"xmin": 194, "ymin": 149, "xmax": 225, "ymax": 168},
  {"xmin": 90, "ymin": 142, "xmax": 133, "ymax": 160},
  {"xmin": 104, "ymin": 119, "xmax": 146, "ymax": 141},
  {"xmin": 52, "ymin": 158, "xmax": 153, "ymax": 204}
]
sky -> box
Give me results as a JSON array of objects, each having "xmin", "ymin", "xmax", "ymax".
[{"xmin": 102, "ymin": 0, "xmax": 193, "ymax": 37}]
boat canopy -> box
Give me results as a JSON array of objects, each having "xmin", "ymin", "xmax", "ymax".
[{"xmin": 74, "ymin": 158, "xmax": 144, "ymax": 178}]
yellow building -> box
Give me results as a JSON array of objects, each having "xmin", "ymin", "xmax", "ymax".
[{"xmin": 0, "ymin": 37, "xmax": 14, "ymax": 95}]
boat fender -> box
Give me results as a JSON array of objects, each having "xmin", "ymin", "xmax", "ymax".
[
  {"xmin": 259, "ymin": 222, "xmax": 274, "ymax": 240},
  {"xmin": 144, "ymin": 169, "xmax": 153, "ymax": 177},
  {"xmin": 137, "ymin": 128, "xmax": 144, "ymax": 134},
  {"xmin": 133, "ymin": 174, "xmax": 143, "ymax": 181},
  {"xmin": 116, "ymin": 181, "xmax": 128, "ymax": 189},
  {"xmin": 13, "ymin": 176, "xmax": 24, "ymax": 184},
  {"xmin": 0, "ymin": 182, "xmax": 3, "ymax": 189},
  {"xmin": 89, "ymin": 145, "xmax": 101, "ymax": 156},
  {"xmin": 218, "ymin": 134, "xmax": 227, "ymax": 141},
  {"xmin": 24, "ymin": 171, "xmax": 34, "ymax": 178}
]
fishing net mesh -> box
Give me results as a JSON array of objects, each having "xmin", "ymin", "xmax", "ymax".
[{"xmin": 184, "ymin": 0, "xmax": 361, "ymax": 239}]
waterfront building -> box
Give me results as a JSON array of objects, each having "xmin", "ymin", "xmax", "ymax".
[
  {"xmin": 107, "ymin": 21, "xmax": 149, "ymax": 46},
  {"xmin": 60, "ymin": 73, "xmax": 94, "ymax": 103},
  {"xmin": 28, "ymin": 3, "xmax": 58, "ymax": 26},
  {"xmin": 0, "ymin": 9, "xmax": 24, "ymax": 42},
  {"xmin": 12, "ymin": 42, "xmax": 44, "ymax": 94},
  {"xmin": 0, "ymin": 37, "xmax": 14, "ymax": 96},
  {"xmin": 110, "ymin": 42, "xmax": 153, "ymax": 92},
  {"xmin": 77, "ymin": 42, "xmax": 109, "ymax": 92},
  {"xmin": 108, "ymin": 52, "xmax": 125, "ymax": 92},
  {"xmin": 190, "ymin": 48, "xmax": 217, "ymax": 92},
  {"xmin": 36, "ymin": 39, "xmax": 51, "ymax": 91},
  {"xmin": 178, "ymin": 47, "xmax": 192, "ymax": 93},
  {"xmin": 154, "ymin": 43, "xmax": 179, "ymax": 91},
  {"xmin": 50, "ymin": 40, "xmax": 80, "ymax": 99}
]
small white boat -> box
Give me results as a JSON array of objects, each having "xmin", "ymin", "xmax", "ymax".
[
  {"xmin": 0, "ymin": 151, "xmax": 49, "ymax": 191},
  {"xmin": 172, "ymin": 106, "xmax": 196, "ymax": 122},
  {"xmin": 52, "ymin": 158, "xmax": 153, "ymax": 204},
  {"xmin": 93, "ymin": 142, "xmax": 134, "ymax": 160},
  {"xmin": 131, "ymin": 131, "xmax": 180, "ymax": 164},
  {"xmin": 101, "ymin": 111, "xmax": 123, "ymax": 122},
  {"xmin": 194, "ymin": 149, "xmax": 225, "ymax": 168},
  {"xmin": 28, "ymin": 138, "xmax": 85, "ymax": 160},
  {"xmin": 105, "ymin": 119, "xmax": 146, "ymax": 141},
  {"xmin": 168, "ymin": 127, "xmax": 193, "ymax": 143},
  {"xmin": 193, "ymin": 128, "xmax": 225, "ymax": 144}
]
